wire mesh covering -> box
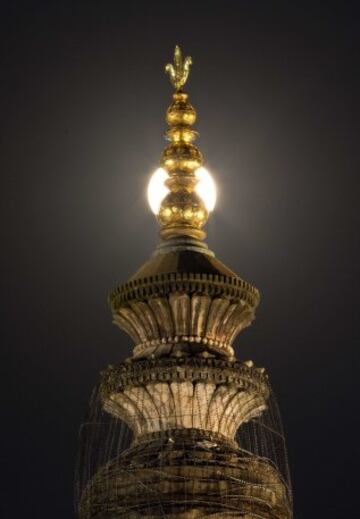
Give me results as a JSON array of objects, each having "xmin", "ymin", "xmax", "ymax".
[{"xmin": 75, "ymin": 363, "xmax": 292, "ymax": 519}]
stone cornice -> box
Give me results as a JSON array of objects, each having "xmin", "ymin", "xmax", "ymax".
[
  {"xmin": 109, "ymin": 271, "xmax": 260, "ymax": 310},
  {"xmin": 100, "ymin": 357, "xmax": 269, "ymax": 398}
]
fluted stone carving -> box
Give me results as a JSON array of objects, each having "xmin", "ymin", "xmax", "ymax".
[
  {"xmin": 104, "ymin": 381, "xmax": 266, "ymax": 440},
  {"xmin": 112, "ymin": 288, "xmax": 256, "ymax": 358},
  {"xmin": 101, "ymin": 358, "xmax": 269, "ymax": 442}
]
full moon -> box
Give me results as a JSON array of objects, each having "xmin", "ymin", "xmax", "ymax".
[{"xmin": 147, "ymin": 166, "xmax": 217, "ymax": 215}]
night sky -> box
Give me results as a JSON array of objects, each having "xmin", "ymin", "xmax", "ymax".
[{"xmin": 1, "ymin": 2, "xmax": 359, "ymax": 518}]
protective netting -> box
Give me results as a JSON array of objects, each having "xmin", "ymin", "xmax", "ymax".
[
  {"xmin": 75, "ymin": 365, "xmax": 292, "ymax": 519},
  {"xmin": 236, "ymin": 393, "xmax": 292, "ymax": 494}
]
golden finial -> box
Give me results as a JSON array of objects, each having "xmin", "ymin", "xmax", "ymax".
[
  {"xmin": 154, "ymin": 46, "xmax": 209, "ymax": 241},
  {"xmin": 165, "ymin": 45, "xmax": 193, "ymax": 91},
  {"xmin": 145, "ymin": 46, "xmax": 216, "ymax": 241}
]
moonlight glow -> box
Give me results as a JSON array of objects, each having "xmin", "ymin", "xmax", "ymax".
[{"xmin": 147, "ymin": 167, "xmax": 217, "ymax": 214}]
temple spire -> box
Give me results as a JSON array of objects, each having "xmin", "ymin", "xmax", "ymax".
[{"xmin": 157, "ymin": 46, "xmax": 209, "ymax": 241}]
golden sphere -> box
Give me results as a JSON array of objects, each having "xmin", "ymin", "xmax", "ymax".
[
  {"xmin": 160, "ymin": 143, "xmax": 203, "ymax": 174},
  {"xmin": 166, "ymin": 93, "xmax": 197, "ymax": 126}
]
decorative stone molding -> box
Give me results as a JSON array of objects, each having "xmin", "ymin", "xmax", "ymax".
[
  {"xmin": 110, "ymin": 275, "xmax": 259, "ymax": 358},
  {"xmin": 101, "ymin": 357, "xmax": 268, "ymax": 394},
  {"xmin": 104, "ymin": 382, "xmax": 267, "ymax": 440},
  {"xmin": 101, "ymin": 359, "xmax": 269, "ymax": 442},
  {"xmin": 110, "ymin": 271, "xmax": 260, "ymax": 308}
]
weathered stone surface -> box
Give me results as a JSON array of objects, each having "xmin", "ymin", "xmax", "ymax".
[{"xmin": 79, "ymin": 430, "xmax": 291, "ymax": 519}]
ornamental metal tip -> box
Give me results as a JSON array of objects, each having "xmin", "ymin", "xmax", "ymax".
[
  {"xmin": 165, "ymin": 45, "xmax": 193, "ymax": 91},
  {"xmin": 159, "ymin": 46, "xmax": 208, "ymax": 241}
]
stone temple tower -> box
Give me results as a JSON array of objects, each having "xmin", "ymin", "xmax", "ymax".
[{"xmin": 76, "ymin": 46, "xmax": 293, "ymax": 519}]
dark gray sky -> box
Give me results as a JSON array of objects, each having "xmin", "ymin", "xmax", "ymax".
[{"xmin": 1, "ymin": 2, "xmax": 359, "ymax": 518}]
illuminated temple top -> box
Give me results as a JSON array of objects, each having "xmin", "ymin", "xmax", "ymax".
[
  {"xmin": 77, "ymin": 46, "xmax": 292, "ymax": 519},
  {"xmin": 108, "ymin": 46, "xmax": 260, "ymax": 361}
]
